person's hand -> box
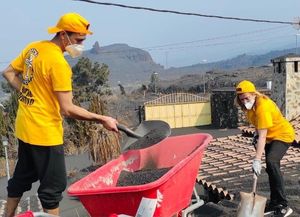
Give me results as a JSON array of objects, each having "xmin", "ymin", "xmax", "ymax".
[
  {"xmin": 252, "ymin": 159, "xmax": 261, "ymax": 176},
  {"xmin": 101, "ymin": 116, "xmax": 118, "ymax": 132}
]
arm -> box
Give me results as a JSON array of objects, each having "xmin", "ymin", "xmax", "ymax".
[
  {"xmin": 55, "ymin": 91, "xmax": 118, "ymax": 132},
  {"xmin": 2, "ymin": 65, "xmax": 22, "ymax": 91},
  {"xmin": 255, "ymin": 128, "xmax": 268, "ymax": 160},
  {"xmin": 251, "ymin": 128, "xmax": 267, "ymax": 176}
]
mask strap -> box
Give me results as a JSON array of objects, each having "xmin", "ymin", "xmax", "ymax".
[{"xmin": 64, "ymin": 31, "xmax": 73, "ymax": 46}]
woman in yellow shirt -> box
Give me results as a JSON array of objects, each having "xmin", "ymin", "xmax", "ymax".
[{"xmin": 235, "ymin": 80, "xmax": 294, "ymax": 217}]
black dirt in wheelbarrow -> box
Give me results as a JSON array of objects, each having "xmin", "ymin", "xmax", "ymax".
[
  {"xmin": 116, "ymin": 167, "xmax": 171, "ymax": 186},
  {"xmin": 126, "ymin": 128, "xmax": 167, "ymax": 150}
]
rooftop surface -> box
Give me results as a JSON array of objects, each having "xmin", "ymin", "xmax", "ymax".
[
  {"xmin": 0, "ymin": 123, "xmax": 299, "ymax": 216},
  {"xmin": 195, "ymin": 117, "xmax": 300, "ymax": 216}
]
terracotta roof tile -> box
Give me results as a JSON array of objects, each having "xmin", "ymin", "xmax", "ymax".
[
  {"xmin": 197, "ymin": 131, "xmax": 300, "ymax": 201},
  {"xmin": 228, "ymin": 169, "xmax": 243, "ymax": 173}
]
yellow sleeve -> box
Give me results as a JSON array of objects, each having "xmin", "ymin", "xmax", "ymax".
[
  {"xmin": 255, "ymin": 101, "xmax": 273, "ymax": 129},
  {"xmin": 49, "ymin": 61, "xmax": 73, "ymax": 91},
  {"xmin": 11, "ymin": 46, "xmax": 30, "ymax": 72},
  {"xmin": 256, "ymin": 110, "xmax": 273, "ymax": 129}
]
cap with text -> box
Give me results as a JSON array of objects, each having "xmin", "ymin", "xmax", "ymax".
[
  {"xmin": 48, "ymin": 12, "xmax": 93, "ymax": 35},
  {"xmin": 236, "ymin": 80, "xmax": 256, "ymax": 94}
]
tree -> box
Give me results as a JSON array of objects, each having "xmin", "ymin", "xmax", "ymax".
[
  {"xmin": 72, "ymin": 57, "xmax": 93, "ymax": 85},
  {"xmin": 65, "ymin": 57, "xmax": 119, "ymax": 164},
  {"xmin": 148, "ymin": 72, "xmax": 159, "ymax": 93},
  {"xmin": 72, "ymin": 57, "xmax": 111, "ymax": 99},
  {"xmin": 0, "ymin": 91, "xmax": 19, "ymax": 157}
]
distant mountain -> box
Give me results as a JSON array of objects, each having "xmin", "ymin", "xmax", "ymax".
[
  {"xmin": 158, "ymin": 66, "xmax": 273, "ymax": 93},
  {"xmin": 66, "ymin": 43, "xmax": 297, "ymax": 86},
  {"xmin": 66, "ymin": 43, "xmax": 164, "ymax": 86},
  {"xmin": 163, "ymin": 48, "xmax": 297, "ymax": 78},
  {"xmin": 0, "ymin": 44, "xmax": 297, "ymax": 102}
]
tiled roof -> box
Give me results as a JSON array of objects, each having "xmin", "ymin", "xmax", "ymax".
[
  {"xmin": 197, "ymin": 133, "xmax": 300, "ymax": 202},
  {"xmin": 291, "ymin": 116, "xmax": 300, "ymax": 143}
]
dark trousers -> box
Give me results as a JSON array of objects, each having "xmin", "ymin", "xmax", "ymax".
[
  {"xmin": 7, "ymin": 140, "xmax": 67, "ymax": 209},
  {"xmin": 265, "ymin": 140, "xmax": 290, "ymax": 207}
]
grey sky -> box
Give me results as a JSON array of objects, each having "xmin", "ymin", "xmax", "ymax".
[{"xmin": 1, "ymin": 0, "xmax": 300, "ymax": 69}]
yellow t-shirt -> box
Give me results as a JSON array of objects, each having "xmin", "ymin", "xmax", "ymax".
[
  {"xmin": 11, "ymin": 41, "xmax": 72, "ymax": 146},
  {"xmin": 246, "ymin": 96, "xmax": 295, "ymax": 143}
]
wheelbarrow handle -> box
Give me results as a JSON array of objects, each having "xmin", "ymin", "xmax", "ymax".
[{"xmin": 117, "ymin": 124, "xmax": 142, "ymax": 139}]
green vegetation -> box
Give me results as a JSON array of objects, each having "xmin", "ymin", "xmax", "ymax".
[
  {"xmin": 72, "ymin": 57, "xmax": 112, "ymax": 101},
  {"xmin": 0, "ymin": 91, "xmax": 18, "ymax": 158}
]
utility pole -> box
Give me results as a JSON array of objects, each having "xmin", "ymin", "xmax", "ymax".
[{"xmin": 293, "ymin": 17, "xmax": 300, "ymax": 54}]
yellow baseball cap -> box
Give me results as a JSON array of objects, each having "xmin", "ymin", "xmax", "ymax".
[
  {"xmin": 48, "ymin": 13, "xmax": 93, "ymax": 35},
  {"xmin": 236, "ymin": 80, "xmax": 256, "ymax": 94}
]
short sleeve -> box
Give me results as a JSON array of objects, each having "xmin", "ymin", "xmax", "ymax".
[
  {"xmin": 255, "ymin": 102, "xmax": 273, "ymax": 129},
  {"xmin": 49, "ymin": 61, "xmax": 73, "ymax": 91},
  {"xmin": 11, "ymin": 46, "xmax": 30, "ymax": 72}
]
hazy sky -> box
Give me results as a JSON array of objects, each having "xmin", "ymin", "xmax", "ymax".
[{"xmin": 1, "ymin": 0, "xmax": 300, "ymax": 69}]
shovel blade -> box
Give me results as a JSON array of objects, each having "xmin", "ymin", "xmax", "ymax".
[
  {"xmin": 121, "ymin": 120, "xmax": 171, "ymax": 152},
  {"xmin": 237, "ymin": 192, "xmax": 267, "ymax": 217}
]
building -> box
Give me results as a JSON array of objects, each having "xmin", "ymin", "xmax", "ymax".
[
  {"xmin": 211, "ymin": 88, "xmax": 239, "ymax": 128},
  {"xmin": 211, "ymin": 87, "xmax": 270, "ymax": 128},
  {"xmin": 271, "ymin": 54, "xmax": 300, "ymax": 120},
  {"xmin": 144, "ymin": 92, "xmax": 211, "ymax": 128}
]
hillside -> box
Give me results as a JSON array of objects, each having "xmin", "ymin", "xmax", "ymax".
[
  {"xmin": 0, "ymin": 44, "xmax": 297, "ymax": 94},
  {"xmin": 66, "ymin": 43, "xmax": 164, "ymax": 86},
  {"xmin": 163, "ymin": 48, "xmax": 297, "ymax": 78},
  {"xmin": 65, "ymin": 43, "xmax": 296, "ymax": 86},
  {"xmin": 158, "ymin": 66, "xmax": 273, "ymax": 93}
]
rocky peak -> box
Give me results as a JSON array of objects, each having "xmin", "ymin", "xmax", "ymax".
[{"xmin": 90, "ymin": 41, "xmax": 101, "ymax": 54}]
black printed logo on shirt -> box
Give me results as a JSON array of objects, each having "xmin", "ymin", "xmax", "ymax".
[{"xmin": 19, "ymin": 48, "xmax": 38, "ymax": 105}]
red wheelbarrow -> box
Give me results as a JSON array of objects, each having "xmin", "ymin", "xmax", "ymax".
[{"xmin": 67, "ymin": 133, "xmax": 212, "ymax": 217}]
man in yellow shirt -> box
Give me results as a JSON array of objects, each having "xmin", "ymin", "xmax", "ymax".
[
  {"xmin": 2, "ymin": 13, "xmax": 119, "ymax": 217},
  {"xmin": 235, "ymin": 80, "xmax": 294, "ymax": 217}
]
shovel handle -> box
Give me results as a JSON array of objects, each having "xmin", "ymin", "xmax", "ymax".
[
  {"xmin": 117, "ymin": 124, "xmax": 142, "ymax": 139},
  {"xmin": 252, "ymin": 173, "xmax": 258, "ymax": 193}
]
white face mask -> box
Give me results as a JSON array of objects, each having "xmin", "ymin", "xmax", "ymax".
[
  {"xmin": 64, "ymin": 32, "xmax": 84, "ymax": 58},
  {"xmin": 244, "ymin": 98, "xmax": 255, "ymax": 110},
  {"xmin": 65, "ymin": 44, "xmax": 84, "ymax": 58}
]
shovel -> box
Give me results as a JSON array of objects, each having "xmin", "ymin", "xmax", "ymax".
[
  {"xmin": 117, "ymin": 120, "xmax": 171, "ymax": 152},
  {"xmin": 237, "ymin": 174, "xmax": 267, "ymax": 217}
]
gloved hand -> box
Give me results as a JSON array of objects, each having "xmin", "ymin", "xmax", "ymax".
[
  {"xmin": 252, "ymin": 133, "xmax": 258, "ymax": 149},
  {"xmin": 252, "ymin": 159, "xmax": 262, "ymax": 176}
]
